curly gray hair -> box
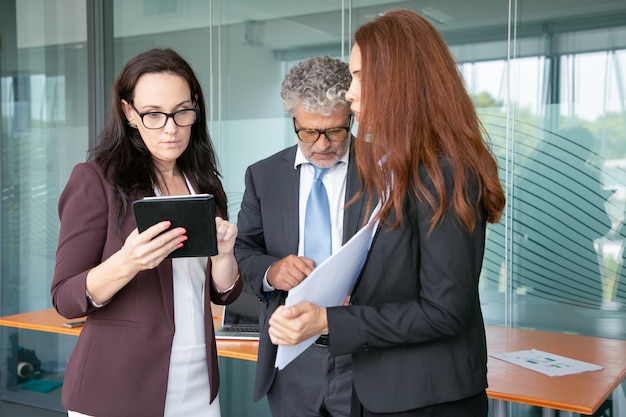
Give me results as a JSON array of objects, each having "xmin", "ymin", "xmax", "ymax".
[{"xmin": 280, "ymin": 56, "xmax": 351, "ymax": 116}]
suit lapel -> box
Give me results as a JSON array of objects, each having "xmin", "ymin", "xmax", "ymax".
[
  {"xmin": 343, "ymin": 142, "xmax": 368, "ymax": 243},
  {"xmin": 128, "ymin": 189, "xmax": 176, "ymax": 325},
  {"xmin": 156, "ymin": 258, "xmax": 175, "ymax": 325},
  {"xmin": 278, "ymin": 146, "xmax": 301, "ymax": 253}
]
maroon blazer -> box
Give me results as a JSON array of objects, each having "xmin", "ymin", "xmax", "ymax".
[{"xmin": 51, "ymin": 161, "xmax": 242, "ymax": 417}]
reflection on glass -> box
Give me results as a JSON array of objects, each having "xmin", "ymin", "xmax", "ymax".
[
  {"xmin": 1, "ymin": 0, "xmax": 89, "ymax": 411},
  {"xmin": 514, "ymin": 126, "xmax": 613, "ymax": 308},
  {"xmin": 594, "ymin": 234, "xmax": 624, "ymax": 311}
]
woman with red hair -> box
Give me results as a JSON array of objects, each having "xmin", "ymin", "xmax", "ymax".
[{"xmin": 268, "ymin": 9, "xmax": 505, "ymax": 417}]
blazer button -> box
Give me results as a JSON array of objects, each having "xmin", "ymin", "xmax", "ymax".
[{"xmin": 362, "ymin": 344, "xmax": 369, "ymax": 351}]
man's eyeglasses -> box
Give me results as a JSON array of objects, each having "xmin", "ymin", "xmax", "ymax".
[
  {"xmin": 293, "ymin": 115, "xmax": 353, "ymax": 143},
  {"xmin": 129, "ymin": 101, "xmax": 198, "ymax": 129}
]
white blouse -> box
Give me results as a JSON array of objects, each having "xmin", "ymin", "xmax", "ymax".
[
  {"xmin": 163, "ymin": 176, "xmax": 221, "ymax": 417},
  {"xmin": 70, "ymin": 178, "xmax": 220, "ymax": 416}
]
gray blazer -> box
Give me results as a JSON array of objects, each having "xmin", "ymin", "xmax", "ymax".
[{"xmin": 235, "ymin": 140, "xmax": 369, "ymax": 401}]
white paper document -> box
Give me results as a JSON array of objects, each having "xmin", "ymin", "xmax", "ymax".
[
  {"xmin": 274, "ymin": 218, "xmax": 379, "ymax": 370},
  {"xmin": 490, "ymin": 349, "xmax": 603, "ymax": 376}
]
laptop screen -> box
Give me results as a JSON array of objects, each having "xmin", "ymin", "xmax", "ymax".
[{"xmin": 221, "ymin": 284, "xmax": 262, "ymax": 328}]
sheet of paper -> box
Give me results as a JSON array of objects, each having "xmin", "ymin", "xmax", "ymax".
[
  {"xmin": 274, "ymin": 218, "xmax": 378, "ymax": 370},
  {"xmin": 490, "ymin": 349, "xmax": 603, "ymax": 376}
]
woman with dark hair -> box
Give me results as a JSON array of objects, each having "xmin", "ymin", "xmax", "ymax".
[
  {"xmin": 267, "ymin": 9, "xmax": 505, "ymax": 417},
  {"xmin": 51, "ymin": 48, "xmax": 241, "ymax": 417}
]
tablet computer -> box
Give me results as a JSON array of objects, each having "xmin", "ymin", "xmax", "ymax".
[{"xmin": 132, "ymin": 194, "xmax": 218, "ymax": 258}]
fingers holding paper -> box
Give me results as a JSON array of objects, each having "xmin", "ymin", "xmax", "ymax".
[
  {"xmin": 267, "ymin": 255, "xmax": 315, "ymax": 291},
  {"xmin": 268, "ymin": 302, "xmax": 329, "ymax": 346}
]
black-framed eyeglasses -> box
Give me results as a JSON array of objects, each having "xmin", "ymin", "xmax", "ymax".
[
  {"xmin": 129, "ymin": 101, "xmax": 198, "ymax": 129},
  {"xmin": 293, "ymin": 115, "xmax": 353, "ymax": 143}
]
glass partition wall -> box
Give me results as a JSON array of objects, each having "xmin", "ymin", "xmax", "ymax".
[
  {"xmin": 0, "ymin": 0, "xmax": 90, "ymax": 411},
  {"xmin": 1, "ymin": 0, "xmax": 625, "ymax": 414}
]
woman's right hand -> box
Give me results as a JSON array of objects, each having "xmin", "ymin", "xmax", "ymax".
[
  {"xmin": 119, "ymin": 221, "xmax": 188, "ymax": 273},
  {"xmin": 85, "ymin": 221, "xmax": 187, "ymax": 305}
]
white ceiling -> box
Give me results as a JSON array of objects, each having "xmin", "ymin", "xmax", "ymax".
[
  {"xmin": 15, "ymin": 0, "xmax": 626, "ymax": 49},
  {"xmin": 226, "ymin": 0, "xmax": 626, "ymax": 50}
]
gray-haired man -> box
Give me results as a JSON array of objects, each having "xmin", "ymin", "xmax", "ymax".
[{"xmin": 235, "ymin": 56, "xmax": 369, "ymax": 417}]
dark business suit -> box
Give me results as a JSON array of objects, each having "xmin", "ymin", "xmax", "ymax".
[
  {"xmin": 326, "ymin": 160, "xmax": 489, "ymax": 415},
  {"xmin": 235, "ymin": 139, "xmax": 369, "ymax": 410},
  {"xmin": 51, "ymin": 161, "xmax": 242, "ymax": 417}
]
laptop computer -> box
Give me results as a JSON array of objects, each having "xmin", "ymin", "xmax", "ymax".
[{"xmin": 215, "ymin": 284, "xmax": 262, "ymax": 340}]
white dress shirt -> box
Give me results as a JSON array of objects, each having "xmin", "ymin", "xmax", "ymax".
[{"xmin": 262, "ymin": 148, "xmax": 350, "ymax": 292}]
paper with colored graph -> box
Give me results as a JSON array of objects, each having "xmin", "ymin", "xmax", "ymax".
[{"xmin": 490, "ymin": 349, "xmax": 603, "ymax": 376}]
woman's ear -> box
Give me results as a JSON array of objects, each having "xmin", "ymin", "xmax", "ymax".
[{"xmin": 121, "ymin": 99, "xmax": 138, "ymax": 128}]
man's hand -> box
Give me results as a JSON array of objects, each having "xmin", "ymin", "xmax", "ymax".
[{"xmin": 267, "ymin": 255, "xmax": 315, "ymax": 291}]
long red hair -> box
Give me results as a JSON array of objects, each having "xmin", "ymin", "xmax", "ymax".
[{"xmin": 353, "ymin": 9, "xmax": 505, "ymax": 232}]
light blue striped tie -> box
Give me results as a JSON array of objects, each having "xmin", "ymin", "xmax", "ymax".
[{"xmin": 304, "ymin": 165, "xmax": 331, "ymax": 265}]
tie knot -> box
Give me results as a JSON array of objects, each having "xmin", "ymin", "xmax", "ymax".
[{"xmin": 312, "ymin": 165, "xmax": 329, "ymax": 181}]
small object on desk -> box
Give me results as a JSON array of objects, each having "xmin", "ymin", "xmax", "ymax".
[
  {"xmin": 490, "ymin": 348, "xmax": 603, "ymax": 376},
  {"xmin": 62, "ymin": 320, "xmax": 85, "ymax": 328}
]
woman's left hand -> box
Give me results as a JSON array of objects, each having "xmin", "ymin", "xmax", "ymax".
[
  {"xmin": 213, "ymin": 217, "xmax": 237, "ymax": 257},
  {"xmin": 210, "ymin": 217, "xmax": 239, "ymax": 292},
  {"xmin": 268, "ymin": 302, "xmax": 328, "ymax": 346}
]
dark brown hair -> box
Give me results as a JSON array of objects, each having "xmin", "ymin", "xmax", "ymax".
[
  {"xmin": 89, "ymin": 48, "xmax": 226, "ymax": 230},
  {"xmin": 353, "ymin": 9, "xmax": 505, "ymax": 232}
]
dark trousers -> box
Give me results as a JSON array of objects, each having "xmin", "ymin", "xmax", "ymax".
[
  {"xmin": 267, "ymin": 344, "xmax": 353, "ymax": 417},
  {"xmin": 351, "ymin": 390, "xmax": 488, "ymax": 417}
]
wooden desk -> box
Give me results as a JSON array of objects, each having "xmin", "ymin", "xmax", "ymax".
[
  {"xmin": 0, "ymin": 308, "xmax": 83, "ymax": 337},
  {"xmin": 486, "ymin": 325, "xmax": 626, "ymax": 416},
  {"xmin": 2, "ymin": 309, "xmax": 626, "ymax": 416},
  {"xmin": 0, "ymin": 308, "xmax": 258, "ymax": 361}
]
